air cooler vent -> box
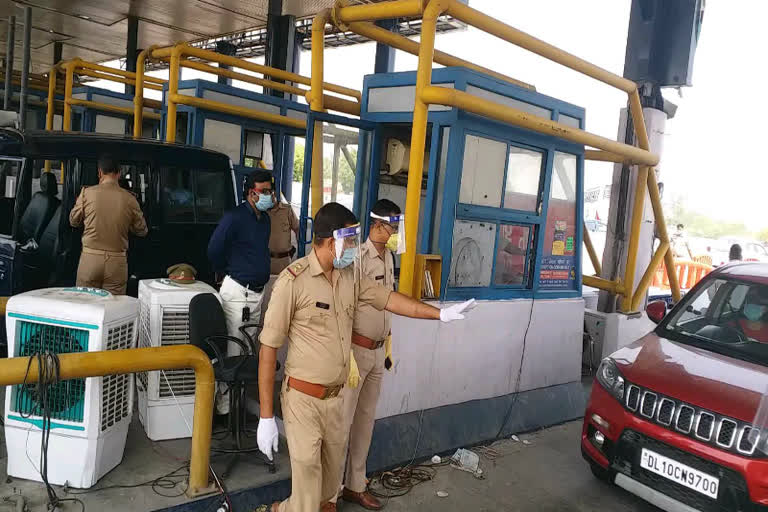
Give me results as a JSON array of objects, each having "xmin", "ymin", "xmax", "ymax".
[
  {"xmin": 101, "ymin": 322, "xmax": 133, "ymax": 431},
  {"xmin": 159, "ymin": 309, "xmax": 195, "ymax": 398},
  {"xmin": 11, "ymin": 321, "xmax": 88, "ymax": 423}
]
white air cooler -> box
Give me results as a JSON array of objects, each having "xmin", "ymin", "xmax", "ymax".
[
  {"xmin": 137, "ymin": 279, "xmax": 217, "ymax": 441},
  {"xmin": 3, "ymin": 287, "xmax": 138, "ymax": 488}
]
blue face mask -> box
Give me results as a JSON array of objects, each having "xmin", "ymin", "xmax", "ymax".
[
  {"xmin": 255, "ymin": 193, "xmax": 274, "ymax": 211},
  {"xmin": 333, "ymin": 247, "xmax": 357, "ymax": 269},
  {"xmin": 744, "ymin": 304, "xmax": 767, "ymax": 322}
]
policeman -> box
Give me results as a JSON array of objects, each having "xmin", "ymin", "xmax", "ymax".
[
  {"xmin": 257, "ymin": 202, "xmax": 475, "ymax": 512},
  {"xmin": 267, "ymin": 192, "xmax": 300, "ymax": 275},
  {"xmin": 333, "ymin": 199, "xmax": 402, "ymax": 510},
  {"xmin": 69, "ymin": 155, "xmax": 147, "ymax": 295}
]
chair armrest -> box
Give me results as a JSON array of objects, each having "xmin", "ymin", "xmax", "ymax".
[{"xmin": 238, "ymin": 323, "xmax": 263, "ymax": 354}]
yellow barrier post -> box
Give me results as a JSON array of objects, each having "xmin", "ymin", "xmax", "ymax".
[
  {"xmin": 310, "ymin": 12, "xmax": 330, "ymax": 219},
  {"xmin": 62, "ymin": 62, "xmax": 74, "ymax": 131},
  {"xmin": 647, "ymin": 169, "xmax": 681, "ymax": 302},
  {"xmin": 45, "ymin": 65, "xmax": 57, "ymax": 131},
  {"xmin": 165, "ymin": 46, "xmax": 183, "ymax": 143},
  {"xmin": 398, "ymin": 0, "xmax": 446, "ymax": 297},
  {"xmin": 621, "ymin": 166, "xmax": 649, "ymax": 312},
  {"xmin": 631, "ymin": 241, "xmax": 669, "ymax": 311},
  {"xmin": 582, "ymin": 225, "xmax": 602, "ymax": 276},
  {"xmin": 0, "ymin": 346, "xmax": 215, "ymax": 497}
]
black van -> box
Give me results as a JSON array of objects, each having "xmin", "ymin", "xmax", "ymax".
[{"xmin": 0, "ymin": 129, "xmax": 236, "ymax": 297}]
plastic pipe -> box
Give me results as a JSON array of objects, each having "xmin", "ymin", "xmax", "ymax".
[{"xmin": 0, "ymin": 346, "xmax": 215, "ymax": 497}]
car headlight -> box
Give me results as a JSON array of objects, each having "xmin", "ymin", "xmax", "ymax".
[{"xmin": 596, "ymin": 357, "xmax": 625, "ymax": 402}]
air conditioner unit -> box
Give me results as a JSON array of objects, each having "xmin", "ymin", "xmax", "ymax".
[
  {"xmin": 3, "ymin": 287, "xmax": 138, "ymax": 489},
  {"xmin": 136, "ymin": 279, "xmax": 218, "ymax": 441}
]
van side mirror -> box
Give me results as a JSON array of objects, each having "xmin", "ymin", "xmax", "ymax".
[{"xmin": 646, "ymin": 300, "xmax": 667, "ymax": 324}]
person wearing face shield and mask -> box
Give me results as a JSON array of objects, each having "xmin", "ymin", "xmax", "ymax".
[
  {"xmin": 207, "ymin": 170, "xmax": 273, "ymax": 412},
  {"xmin": 328, "ymin": 199, "xmax": 403, "ymax": 510},
  {"xmin": 257, "ymin": 202, "xmax": 475, "ymax": 512}
]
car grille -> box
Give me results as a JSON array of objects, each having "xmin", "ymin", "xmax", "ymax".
[
  {"xmin": 624, "ymin": 383, "xmax": 759, "ymax": 457},
  {"xmin": 612, "ymin": 430, "xmax": 751, "ymax": 512}
]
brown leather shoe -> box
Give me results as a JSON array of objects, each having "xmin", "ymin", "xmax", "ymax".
[
  {"xmin": 320, "ymin": 502, "xmax": 337, "ymax": 512},
  {"xmin": 342, "ymin": 489, "xmax": 383, "ymax": 511}
]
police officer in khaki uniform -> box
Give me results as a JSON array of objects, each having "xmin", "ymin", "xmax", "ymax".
[
  {"xmin": 268, "ymin": 193, "xmax": 300, "ymax": 275},
  {"xmin": 333, "ymin": 199, "xmax": 401, "ymax": 510},
  {"xmin": 257, "ymin": 202, "xmax": 475, "ymax": 512},
  {"xmin": 69, "ymin": 155, "xmax": 148, "ymax": 295}
]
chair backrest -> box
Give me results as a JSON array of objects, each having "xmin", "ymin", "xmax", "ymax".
[
  {"xmin": 188, "ymin": 293, "xmax": 229, "ymax": 360},
  {"xmin": 19, "ymin": 173, "xmax": 60, "ymax": 242}
]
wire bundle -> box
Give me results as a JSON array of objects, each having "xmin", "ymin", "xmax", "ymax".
[
  {"xmin": 367, "ymin": 462, "xmax": 445, "ymax": 499},
  {"xmin": 20, "ymin": 352, "xmax": 85, "ymax": 511}
]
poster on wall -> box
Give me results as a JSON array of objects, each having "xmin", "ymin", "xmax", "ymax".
[{"xmin": 539, "ymin": 255, "xmax": 576, "ymax": 288}]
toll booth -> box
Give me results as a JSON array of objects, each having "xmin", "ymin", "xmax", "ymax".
[
  {"xmin": 70, "ymin": 86, "xmax": 161, "ymax": 138},
  {"xmin": 162, "ymin": 79, "xmax": 308, "ymax": 202},
  {"xmin": 303, "ymin": 66, "xmax": 587, "ymax": 469}
]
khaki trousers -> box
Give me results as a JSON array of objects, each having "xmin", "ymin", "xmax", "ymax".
[
  {"xmin": 75, "ymin": 248, "xmax": 127, "ymax": 295},
  {"xmin": 278, "ymin": 378, "xmax": 346, "ymax": 512},
  {"xmin": 332, "ymin": 344, "xmax": 385, "ymax": 501}
]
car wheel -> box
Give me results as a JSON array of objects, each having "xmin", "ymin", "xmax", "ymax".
[{"xmin": 589, "ymin": 462, "xmax": 614, "ymax": 483}]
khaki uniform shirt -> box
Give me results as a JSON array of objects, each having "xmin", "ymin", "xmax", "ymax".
[
  {"xmin": 260, "ymin": 249, "xmax": 392, "ymax": 386},
  {"xmin": 353, "ymin": 239, "xmax": 395, "ymax": 342},
  {"xmin": 69, "ymin": 180, "xmax": 148, "ymax": 252},
  {"xmin": 268, "ymin": 202, "xmax": 299, "ymax": 254},
  {"xmin": 268, "ymin": 202, "xmax": 299, "ymax": 275}
]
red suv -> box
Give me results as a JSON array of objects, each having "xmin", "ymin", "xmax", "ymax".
[{"xmin": 582, "ymin": 263, "xmax": 768, "ymax": 512}]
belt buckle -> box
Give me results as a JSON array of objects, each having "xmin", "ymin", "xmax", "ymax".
[
  {"xmin": 324, "ymin": 385, "xmax": 342, "ymax": 399},
  {"xmin": 374, "ymin": 339, "xmax": 385, "ymax": 349}
]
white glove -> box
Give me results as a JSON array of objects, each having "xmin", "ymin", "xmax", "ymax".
[
  {"xmin": 257, "ymin": 417, "xmax": 279, "ymax": 461},
  {"xmin": 439, "ymin": 299, "xmax": 477, "ymax": 323}
]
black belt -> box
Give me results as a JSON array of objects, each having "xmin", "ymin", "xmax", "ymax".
[
  {"xmin": 231, "ymin": 277, "xmax": 265, "ymax": 293},
  {"xmin": 271, "ymin": 247, "xmax": 296, "ymax": 259}
]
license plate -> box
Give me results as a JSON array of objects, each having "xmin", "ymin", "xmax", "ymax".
[{"xmin": 640, "ymin": 448, "xmax": 719, "ymax": 499}]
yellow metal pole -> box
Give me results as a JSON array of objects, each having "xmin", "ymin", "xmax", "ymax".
[
  {"xmin": 399, "ymin": 0, "xmax": 445, "ymax": 298},
  {"xmin": 67, "ymin": 98, "xmax": 162, "ymax": 120},
  {"xmin": 0, "ymin": 346, "xmax": 215, "ymax": 497},
  {"xmin": 73, "ymin": 68, "xmax": 163, "ymax": 91},
  {"xmin": 631, "ymin": 241, "xmax": 669, "ymax": 312},
  {"xmin": 445, "ymin": 0, "xmax": 637, "ymax": 94},
  {"xmin": 45, "ymin": 66, "xmax": 56, "ymax": 131},
  {"xmin": 133, "ymin": 47, "xmax": 150, "ymax": 139},
  {"xmin": 170, "ymin": 94, "xmax": 304, "ymax": 129},
  {"xmin": 582, "ymin": 225, "xmax": 602, "ymax": 276},
  {"xmin": 628, "ymin": 89, "xmax": 651, "ymax": 151},
  {"xmin": 336, "ymin": 0, "xmax": 424, "ymax": 23},
  {"xmin": 310, "ymin": 11, "xmax": 330, "ymax": 218},
  {"xmin": 62, "ymin": 62, "xmax": 74, "ymax": 132},
  {"xmin": 346, "ymin": 21, "xmax": 535, "ymax": 91},
  {"xmin": 647, "ymin": 169, "xmax": 681, "ymax": 302},
  {"xmin": 583, "ymin": 275, "xmax": 625, "ymax": 295},
  {"xmin": 165, "ymin": 46, "xmax": 182, "ymax": 143},
  {"xmin": 0, "ymin": 296, "xmax": 7, "ymax": 315},
  {"xmin": 584, "ymin": 149, "xmax": 633, "ymax": 164},
  {"xmin": 74, "ymin": 59, "xmax": 166, "ymax": 86},
  {"xmin": 421, "ymin": 86, "xmax": 659, "ymax": 166},
  {"xmin": 621, "ymin": 166, "xmax": 649, "ymax": 312}
]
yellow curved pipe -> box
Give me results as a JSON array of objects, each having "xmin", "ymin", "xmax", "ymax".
[{"xmin": 0, "ymin": 346, "xmax": 215, "ymax": 497}]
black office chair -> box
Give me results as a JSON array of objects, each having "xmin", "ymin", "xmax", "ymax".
[{"xmin": 188, "ymin": 292, "xmax": 277, "ymax": 476}]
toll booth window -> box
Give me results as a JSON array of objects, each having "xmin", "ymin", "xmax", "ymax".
[
  {"xmin": 243, "ymin": 131, "xmax": 273, "ymax": 169},
  {"xmin": 494, "ymin": 224, "xmax": 533, "ymax": 286},
  {"xmin": 539, "ymin": 152, "xmax": 578, "ymax": 290},
  {"xmin": 459, "ymin": 134, "xmax": 506, "ymax": 207},
  {"xmin": 504, "ymin": 146, "xmax": 544, "ymax": 212},
  {"xmin": 195, "ymin": 171, "xmax": 229, "ymax": 223},
  {"xmin": 161, "ymin": 167, "xmax": 195, "ymax": 223},
  {"xmin": 449, "ymin": 220, "xmax": 496, "ymax": 288}
]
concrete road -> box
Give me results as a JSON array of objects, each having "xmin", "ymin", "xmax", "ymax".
[{"xmin": 342, "ymin": 421, "xmax": 657, "ymax": 512}]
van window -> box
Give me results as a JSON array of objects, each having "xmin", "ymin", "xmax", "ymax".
[
  {"xmin": 0, "ymin": 158, "xmax": 21, "ymax": 198},
  {"xmin": 161, "ymin": 167, "xmax": 195, "ymax": 223},
  {"xmin": 195, "ymin": 170, "xmax": 229, "ymax": 223},
  {"xmin": 161, "ymin": 166, "xmax": 231, "ymax": 224}
]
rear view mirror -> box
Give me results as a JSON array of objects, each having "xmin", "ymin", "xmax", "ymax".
[{"xmin": 646, "ymin": 300, "xmax": 667, "ymax": 324}]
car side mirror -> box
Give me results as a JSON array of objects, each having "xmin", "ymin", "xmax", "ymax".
[{"xmin": 646, "ymin": 300, "xmax": 667, "ymax": 324}]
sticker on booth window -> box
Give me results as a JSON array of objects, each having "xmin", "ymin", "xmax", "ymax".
[
  {"xmin": 566, "ymin": 236, "xmax": 574, "ymax": 253},
  {"xmin": 554, "ymin": 220, "xmax": 567, "ymax": 232},
  {"xmin": 552, "ymin": 240, "xmax": 565, "ymax": 256}
]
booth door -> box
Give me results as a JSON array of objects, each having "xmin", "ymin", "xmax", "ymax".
[{"xmin": 298, "ymin": 112, "xmax": 375, "ymax": 257}]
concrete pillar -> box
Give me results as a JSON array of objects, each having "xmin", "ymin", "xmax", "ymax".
[
  {"xmin": 265, "ymin": 0, "xmax": 296, "ymax": 98},
  {"xmin": 374, "ymin": 19, "xmax": 397, "ymax": 73},
  {"xmin": 3, "ymin": 15, "xmax": 15, "ymax": 111},
  {"xmin": 19, "ymin": 7, "xmax": 31, "ymax": 129},
  {"xmin": 125, "ymin": 16, "xmax": 139, "ymax": 95},
  {"xmin": 215, "ymin": 41, "xmax": 237, "ymax": 86}
]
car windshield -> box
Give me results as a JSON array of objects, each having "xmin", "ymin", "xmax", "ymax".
[{"xmin": 664, "ymin": 277, "xmax": 768, "ymax": 366}]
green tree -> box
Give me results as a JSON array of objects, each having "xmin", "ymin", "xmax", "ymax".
[{"xmin": 293, "ymin": 143, "xmax": 305, "ymax": 182}]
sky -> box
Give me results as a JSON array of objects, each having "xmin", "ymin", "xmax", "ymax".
[{"xmin": 92, "ymin": 0, "xmax": 766, "ymax": 230}]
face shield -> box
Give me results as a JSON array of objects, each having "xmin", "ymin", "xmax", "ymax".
[
  {"xmin": 332, "ymin": 224, "xmax": 361, "ymax": 269},
  {"xmin": 371, "ymin": 213, "xmax": 406, "ymax": 254}
]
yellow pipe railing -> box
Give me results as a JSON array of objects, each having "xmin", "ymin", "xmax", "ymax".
[
  {"xmin": 67, "ymin": 98, "xmax": 161, "ymax": 121},
  {"xmin": 311, "ymin": 0, "xmax": 679, "ymax": 308},
  {"xmin": 621, "ymin": 166, "xmax": 649, "ymax": 311},
  {"xmin": 0, "ymin": 346, "xmax": 215, "ymax": 497},
  {"xmin": 632, "ymin": 240, "xmax": 669, "ymax": 311},
  {"xmin": 171, "ymin": 93, "xmax": 304, "ymax": 129},
  {"xmin": 648, "ymin": 169, "xmax": 681, "ymax": 302},
  {"xmin": 583, "ymin": 225, "xmax": 602, "ymax": 276}
]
